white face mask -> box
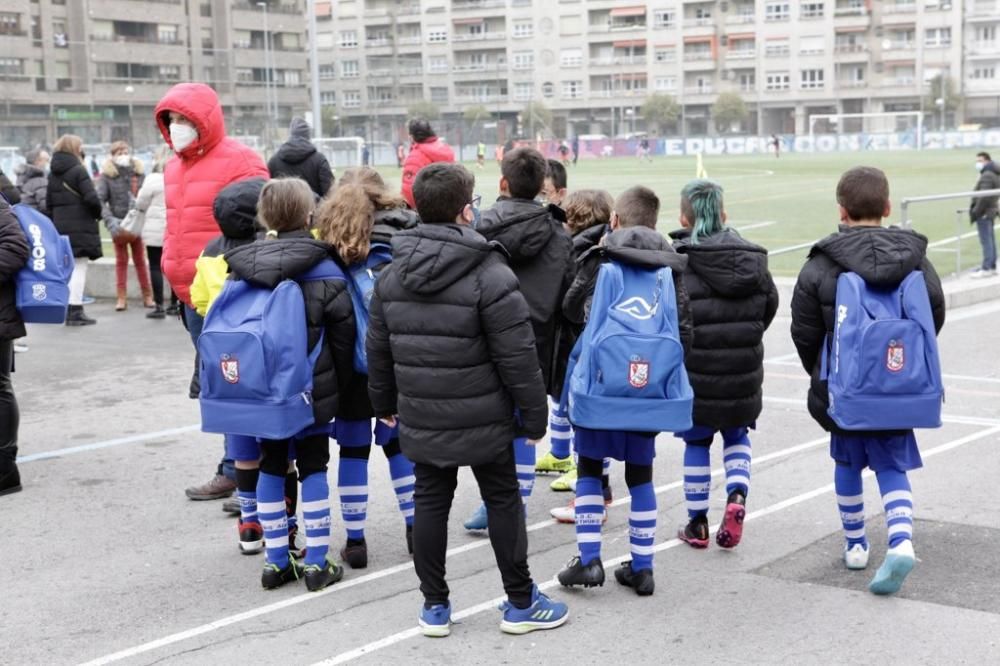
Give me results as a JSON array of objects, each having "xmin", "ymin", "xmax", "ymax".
[
  {"xmin": 170, "ymin": 123, "xmax": 198, "ymax": 152},
  {"xmin": 976, "ymin": 161, "xmax": 986, "ymax": 172},
  {"xmin": 114, "ymin": 154, "xmax": 131, "ymax": 168}
]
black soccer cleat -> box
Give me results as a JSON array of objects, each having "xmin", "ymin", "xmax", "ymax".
[
  {"xmin": 261, "ymin": 557, "xmax": 303, "ymax": 590},
  {"xmin": 614, "ymin": 561, "xmax": 655, "ymax": 596},
  {"xmin": 557, "ymin": 556, "xmax": 605, "ymax": 588}
]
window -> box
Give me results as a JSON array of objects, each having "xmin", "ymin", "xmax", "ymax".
[
  {"xmin": 158, "ymin": 24, "xmax": 178, "ymax": 44},
  {"xmin": 339, "ymin": 30, "xmax": 357, "ymax": 48},
  {"xmin": 53, "ymin": 20, "xmax": 67, "ymax": 47},
  {"xmin": 280, "ymin": 70, "xmax": 301, "ymax": 86},
  {"xmin": 800, "ymin": 68, "xmax": 825, "ymax": 89},
  {"xmin": 341, "ymin": 60, "xmax": 359, "ymax": 78},
  {"xmin": 654, "ymin": 45, "xmax": 676, "ymax": 62},
  {"xmin": 542, "ymin": 81, "xmax": 554, "ymax": 97},
  {"xmin": 343, "ymin": 90, "xmax": 361, "ymax": 108},
  {"xmin": 765, "ymin": 38, "xmax": 790, "ymax": 56},
  {"xmin": 513, "ymin": 21, "xmax": 533, "ymax": 38},
  {"xmin": 514, "ymin": 81, "xmax": 533, "ymax": 101},
  {"xmin": 653, "ymin": 10, "xmax": 675, "ymax": 28},
  {"xmin": 765, "ymin": 72, "xmax": 790, "ymax": 90},
  {"xmin": 560, "ymin": 48, "xmax": 583, "ymax": 67},
  {"xmin": 889, "ymin": 28, "xmax": 916, "ymax": 47},
  {"xmin": 0, "ymin": 13, "xmax": 20, "ymax": 34},
  {"xmin": 924, "ymin": 27, "xmax": 951, "ymax": 47},
  {"xmin": 430, "ymin": 87, "xmax": 448, "ymax": 103},
  {"xmin": 561, "ymin": 80, "xmax": 583, "ymax": 98},
  {"xmin": 428, "ymin": 55, "xmax": 448, "ymax": 73},
  {"xmin": 694, "ymin": 7, "xmax": 711, "ymax": 21},
  {"xmin": 801, "ymin": 2, "xmax": 824, "ymax": 17},
  {"xmin": 765, "ymin": 2, "xmax": 790, "ymax": 21},
  {"xmin": 972, "ymin": 66, "xmax": 997, "ymax": 79},
  {"xmin": 843, "ymin": 65, "xmax": 865, "ymax": 85},
  {"xmin": 654, "ymin": 75, "xmax": 676, "ymax": 91},
  {"xmin": 319, "ymin": 64, "xmax": 335, "ymax": 80},
  {"xmin": 0, "ymin": 58, "xmax": 24, "ymax": 75},
  {"xmin": 799, "ymin": 35, "xmax": 824, "ymax": 55},
  {"xmin": 159, "ymin": 65, "xmax": 181, "ymax": 80},
  {"xmin": 739, "ymin": 71, "xmax": 756, "ymax": 91},
  {"xmin": 974, "ymin": 25, "xmax": 997, "ymax": 44},
  {"xmin": 427, "ymin": 26, "xmax": 448, "ymax": 43},
  {"xmin": 890, "ymin": 65, "xmax": 915, "ymax": 84},
  {"xmin": 512, "ymin": 50, "xmax": 534, "ymax": 70},
  {"xmin": 320, "ymin": 91, "xmax": 336, "ymax": 105}
]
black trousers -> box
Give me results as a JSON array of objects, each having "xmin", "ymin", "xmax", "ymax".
[
  {"xmin": 145, "ymin": 245, "xmax": 165, "ymax": 307},
  {"xmin": 0, "ymin": 340, "xmax": 18, "ymax": 462},
  {"xmin": 412, "ymin": 445, "xmax": 533, "ymax": 608},
  {"xmin": 259, "ymin": 433, "xmax": 330, "ymax": 480}
]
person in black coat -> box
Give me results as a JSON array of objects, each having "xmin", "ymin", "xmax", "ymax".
[
  {"xmin": 46, "ymin": 135, "xmax": 102, "ymax": 325},
  {"xmin": 222, "ymin": 178, "xmax": 355, "ymax": 591},
  {"xmin": 667, "ymin": 180, "xmax": 779, "ymax": 550},
  {"xmin": 791, "ymin": 167, "xmax": 945, "ymax": 592},
  {"xmin": 366, "ymin": 162, "xmax": 566, "ymax": 626},
  {"xmin": 267, "ymin": 117, "xmax": 335, "ymax": 199},
  {"xmin": 0, "ymin": 198, "xmax": 29, "ymax": 495},
  {"xmin": 0, "ymin": 167, "xmax": 20, "ymax": 205}
]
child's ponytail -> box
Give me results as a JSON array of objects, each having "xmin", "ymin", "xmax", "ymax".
[{"xmin": 681, "ymin": 179, "xmax": 725, "ymax": 245}]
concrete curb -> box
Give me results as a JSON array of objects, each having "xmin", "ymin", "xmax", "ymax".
[
  {"xmin": 774, "ymin": 274, "xmax": 1000, "ymax": 311},
  {"xmin": 83, "ymin": 257, "xmax": 168, "ymax": 301}
]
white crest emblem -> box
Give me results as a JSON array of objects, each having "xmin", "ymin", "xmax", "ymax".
[
  {"xmin": 31, "ymin": 283, "xmax": 47, "ymax": 301},
  {"xmin": 629, "ymin": 360, "xmax": 650, "ymax": 388},
  {"xmin": 886, "ymin": 340, "xmax": 904, "ymax": 373},
  {"xmin": 221, "ymin": 355, "xmax": 240, "ymax": 384},
  {"xmin": 616, "ymin": 297, "xmax": 657, "ymax": 320}
]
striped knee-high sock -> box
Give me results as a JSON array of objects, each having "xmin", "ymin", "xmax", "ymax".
[
  {"xmin": 235, "ymin": 467, "xmax": 259, "ymax": 526},
  {"xmin": 548, "ymin": 402, "xmax": 572, "ymax": 460},
  {"xmin": 683, "ymin": 443, "xmax": 712, "ymax": 520},
  {"xmin": 876, "ymin": 469, "xmax": 913, "ymax": 548},
  {"xmin": 285, "ymin": 470, "xmax": 298, "ymax": 532},
  {"xmin": 628, "ymin": 481, "xmax": 657, "ymax": 572},
  {"xmin": 575, "ymin": 473, "xmax": 604, "ymax": 565},
  {"xmin": 835, "ymin": 464, "xmax": 868, "ymax": 549},
  {"xmin": 722, "ymin": 429, "xmax": 751, "ymax": 498},
  {"xmin": 258, "ymin": 472, "xmax": 289, "ymax": 567},
  {"xmin": 387, "ymin": 451, "xmax": 416, "ymax": 527},
  {"xmin": 301, "ymin": 471, "xmax": 331, "ymax": 567},
  {"xmin": 338, "ymin": 454, "xmax": 369, "ymax": 540},
  {"xmin": 514, "ymin": 437, "xmax": 535, "ymax": 504}
]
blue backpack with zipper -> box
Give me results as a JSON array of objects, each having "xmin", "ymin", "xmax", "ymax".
[
  {"xmin": 10, "ymin": 201, "xmax": 73, "ymax": 324},
  {"xmin": 568, "ymin": 261, "xmax": 693, "ymax": 433},
  {"xmin": 822, "ymin": 271, "xmax": 943, "ymax": 430},
  {"xmin": 345, "ymin": 242, "xmax": 392, "ymax": 374},
  {"xmin": 198, "ymin": 259, "xmax": 346, "ymax": 439}
]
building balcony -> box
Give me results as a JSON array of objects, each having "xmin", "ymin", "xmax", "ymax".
[
  {"xmin": 88, "ymin": 38, "xmax": 190, "ymax": 65},
  {"xmin": 967, "ymin": 78, "xmax": 1000, "ymax": 93},
  {"xmin": 967, "ymin": 1, "xmax": 1000, "ymax": 18},
  {"xmin": 682, "ymin": 86, "xmax": 714, "ymax": 98},
  {"xmin": 92, "ymin": 77, "xmax": 183, "ymax": 103},
  {"xmin": 87, "ymin": 0, "xmax": 184, "ymax": 25},
  {"xmin": 452, "ymin": 0, "xmax": 507, "ymax": 10},
  {"xmin": 726, "ymin": 13, "xmax": 757, "ymax": 25},
  {"xmin": 588, "ymin": 56, "xmax": 648, "ymax": 68},
  {"xmin": 881, "ymin": 2, "xmax": 916, "ymax": 13},
  {"xmin": 968, "ymin": 43, "xmax": 1000, "ymax": 58},
  {"xmin": 833, "ymin": 9, "xmax": 870, "ymax": 29},
  {"xmin": 836, "ymin": 79, "xmax": 868, "ymax": 89},
  {"xmin": 834, "ymin": 45, "xmax": 869, "ymax": 62},
  {"xmin": 452, "ymin": 31, "xmax": 506, "ymax": 43},
  {"xmin": 363, "ymin": 3, "xmax": 421, "ymax": 20},
  {"xmin": 454, "ymin": 94, "xmax": 506, "ymax": 104},
  {"xmin": 231, "ymin": 1, "xmax": 302, "ymax": 15},
  {"xmin": 591, "ymin": 88, "xmax": 647, "ymax": 99},
  {"xmin": 589, "ymin": 22, "xmax": 648, "ymax": 34},
  {"xmin": 725, "ymin": 50, "xmax": 756, "ymax": 60}
]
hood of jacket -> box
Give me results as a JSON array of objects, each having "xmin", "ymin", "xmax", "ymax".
[
  {"xmin": 213, "ymin": 178, "xmax": 266, "ymax": 241},
  {"xmin": 50, "ymin": 151, "xmax": 82, "ymax": 177},
  {"xmin": 810, "ymin": 225, "xmax": 928, "ymax": 286},
  {"xmin": 602, "ymin": 226, "xmax": 687, "ymax": 271},
  {"xmin": 273, "ymin": 136, "xmax": 318, "ymax": 165},
  {"xmin": 372, "ymin": 207, "xmax": 420, "ymax": 244},
  {"xmin": 573, "ymin": 223, "xmax": 607, "ymax": 255},
  {"xmin": 391, "ymin": 223, "xmax": 496, "ymax": 295},
  {"xmin": 15, "ymin": 163, "xmax": 45, "ymax": 185},
  {"xmin": 289, "ymin": 116, "xmax": 311, "ymax": 140},
  {"xmin": 154, "ymin": 82, "xmax": 226, "ymax": 158},
  {"xmin": 670, "ymin": 227, "xmax": 770, "ymax": 296},
  {"xmin": 100, "ymin": 157, "xmax": 145, "ymax": 180},
  {"xmin": 412, "ymin": 137, "xmax": 454, "ymax": 163},
  {"xmin": 225, "ymin": 235, "xmax": 334, "ymax": 288},
  {"xmin": 479, "ymin": 197, "xmax": 554, "ymax": 263}
]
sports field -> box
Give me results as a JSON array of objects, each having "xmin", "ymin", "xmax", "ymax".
[{"xmin": 374, "ymin": 149, "xmax": 986, "ymax": 277}]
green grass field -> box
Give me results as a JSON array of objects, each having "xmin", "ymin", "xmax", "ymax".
[{"xmin": 372, "ymin": 149, "xmax": 986, "ymax": 277}]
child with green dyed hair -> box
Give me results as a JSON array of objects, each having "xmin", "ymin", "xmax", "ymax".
[{"xmin": 669, "ymin": 179, "xmax": 780, "ymax": 550}]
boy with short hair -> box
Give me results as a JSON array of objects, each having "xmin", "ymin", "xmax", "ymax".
[
  {"xmin": 542, "ymin": 159, "xmax": 568, "ymax": 207},
  {"xmin": 557, "ymin": 186, "xmax": 692, "ymax": 596},
  {"xmin": 791, "ymin": 166, "xmax": 945, "ymax": 595},
  {"xmin": 366, "ymin": 162, "xmax": 568, "ymax": 636}
]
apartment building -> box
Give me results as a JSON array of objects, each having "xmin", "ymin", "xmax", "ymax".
[{"xmin": 0, "ymin": 0, "xmax": 310, "ymax": 148}]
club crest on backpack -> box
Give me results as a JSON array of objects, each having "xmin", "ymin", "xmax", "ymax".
[
  {"xmin": 220, "ymin": 354, "xmax": 240, "ymax": 384},
  {"xmin": 886, "ymin": 340, "xmax": 904, "ymax": 373},
  {"xmin": 32, "ymin": 283, "xmax": 47, "ymax": 301},
  {"xmin": 629, "ymin": 359, "xmax": 649, "ymax": 388},
  {"xmin": 616, "ymin": 296, "xmax": 657, "ymax": 320}
]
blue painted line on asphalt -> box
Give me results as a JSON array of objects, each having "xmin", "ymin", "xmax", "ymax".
[{"xmin": 16, "ymin": 424, "xmax": 202, "ymax": 463}]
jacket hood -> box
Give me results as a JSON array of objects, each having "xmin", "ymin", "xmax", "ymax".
[
  {"xmin": 810, "ymin": 225, "xmax": 928, "ymax": 286},
  {"xmin": 213, "ymin": 178, "xmax": 266, "ymax": 241},
  {"xmin": 391, "ymin": 224, "xmax": 495, "ymax": 295},
  {"xmin": 601, "ymin": 226, "xmax": 687, "ymax": 271},
  {"xmin": 372, "ymin": 207, "xmax": 420, "ymax": 244},
  {"xmin": 479, "ymin": 198, "xmax": 554, "ymax": 263},
  {"xmin": 412, "ymin": 138, "xmax": 454, "ymax": 163},
  {"xmin": 274, "ymin": 136, "xmax": 317, "ymax": 165},
  {"xmin": 154, "ymin": 83, "xmax": 226, "ymax": 158},
  {"xmin": 50, "ymin": 151, "xmax": 82, "ymax": 177},
  {"xmin": 225, "ymin": 237, "xmax": 334, "ymax": 288},
  {"xmin": 15, "ymin": 163, "xmax": 44, "ymax": 184},
  {"xmin": 670, "ymin": 227, "xmax": 770, "ymax": 296},
  {"xmin": 572, "ymin": 223, "xmax": 607, "ymax": 254},
  {"xmin": 289, "ymin": 116, "xmax": 311, "ymax": 140},
  {"xmin": 100, "ymin": 157, "xmax": 145, "ymax": 179}
]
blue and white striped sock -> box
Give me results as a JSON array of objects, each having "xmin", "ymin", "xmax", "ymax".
[
  {"xmin": 514, "ymin": 437, "xmax": 535, "ymax": 504},
  {"xmin": 258, "ymin": 472, "xmax": 289, "ymax": 568},
  {"xmin": 722, "ymin": 429, "xmax": 751, "ymax": 498},
  {"xmin": 575, "ymin": 473, "xmax": 604, "ymax": 565},
  {"xmin": 835, "ymin": 464, "xmax": 868, "ymax": 549},
  {"xmin": 548, "ymin": 402, "xmax": 572, "ymax": 460},
  {"xmin": 301, "ymin": 471, "xmax": 331, "ymax": 567},
  {"xmin": 876, "ymin": 469, "xmax": 913, "ymax": 548},
  {"xmin": 387, "ymin": 452, "xmax": 416, "ymax": 527},
  {"xmin": 628, "ymin": 481, "xmax": 657, "ymax": 572},
  {"xmin": 338, "ymin": 455, "xmax": 368, "ymax": 541},
  {"xmin": 235, "ymin": 467, "xmax": 259, "ymax": 526},
  {"xmin": 683, "ymin": 443, "xmax": 711, "ymax": 520}
]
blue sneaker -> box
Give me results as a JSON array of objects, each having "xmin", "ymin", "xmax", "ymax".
[
  {"xmin": 463, "ymin": 502, "xmax": 488, "ymax": 531},
  {"xmin": 419, "ymin": 602, "xmax": 452, "ymax": 637},
  {"xmin": 499, "ymin": 586, "xmax": 569, "ymax": 635},
  {"xmin": 868, "ymin": 540, "xmax": 915, "ymax": 595}
]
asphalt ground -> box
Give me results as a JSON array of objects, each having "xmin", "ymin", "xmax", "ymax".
[{"xmin": 4, "ymin": 295, "xmax": 1000, "ymax": 665}]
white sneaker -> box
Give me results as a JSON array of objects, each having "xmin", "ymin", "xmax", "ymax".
[
  {"xmin": 970, "ymin": 268, "xmax": 997, "ymax": 279},
  {"xmin": 844, "ymin": 543, "xmax": 870, "ymax": 570},
  {"xmin": 549, "ymin": 500, "xmax": 607, "ymax": 525},
  {"xmin": 12, "ymin": 340, "xmax": 28, "ymax": 353},
  {"xmin": 869, "ymin": 539, "xmax": 916, "ymax": 595}
]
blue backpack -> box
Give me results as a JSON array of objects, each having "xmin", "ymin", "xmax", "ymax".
[
  {"xmin": 822, "ymin": 271, "xmax": 943, "ymax": 430},
  {"xmin": 568, "ymin": 261, "xmax": 693, "ymax": 433},
  {"xmin": 198, "ymin": 259, "xmax": 346, "ymax": 440},
  {"xmin": 345, "ymin": 242, "xmax": 392, "ymax": 374},
  {"xmin": 12, "ymin": 203, "xmax": 73, "ymax": 323}
]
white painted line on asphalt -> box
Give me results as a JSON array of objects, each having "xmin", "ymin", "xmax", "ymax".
[
  {"xmin": 79, "ymin": 433, "xmax": 828, "ymax": 666},
  {"xmin": 313, "ymin": 425, "xmax": 1000, "ymax": 665},
  {"xmin": 761, "ymin": 395, "xmax": 1000, "ymax": 428},
  {"xmin": 16, "ymin": 425, "xmax": 202, "ymax": 463}
]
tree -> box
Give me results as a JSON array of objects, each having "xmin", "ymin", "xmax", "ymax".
[
  {"xmin": 407, "ymin": 101, "xmax": 441, "ymax": 121},
  {"xmin": 463, "ymin": 104, "xmax": 491, "ymax": 124},
  {"xmin": 522, "ymin": 101, "xmax": 552, "ymax": 137},
  {"xmin": 321, "ymin": 106, "xmax": 339, "ymax": 137},
  {"xmin": 712, "ymin": 92, "xmax": 749, "ymax": 133},
  {"xmin": 924, "ymin": 74, "xmax": 961, "ymax": 129},
  {"xmin": 641, "ymin": 94, "xmax": 681, "ymax": 133}
]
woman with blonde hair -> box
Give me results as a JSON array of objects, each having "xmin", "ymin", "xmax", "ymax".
[
  {"xmin": 135, "ymin": 145, "xmax": 175, "ymax": 319},
  {"xmin": 312, "ymin": 170, "xmax": 417, "ymax": 569}
]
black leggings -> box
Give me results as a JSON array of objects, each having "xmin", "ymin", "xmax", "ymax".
[
  {"xmin": 338, "ymin": 438, "xmax": 403, "ymax": 461},
  {"xmin": 0, "ymin": 340, "xmax": 18, "ymax": 462},
  {"xmin": 146, "ymin": 245, "xmax": 165, "ymax": 307},
  {"xmin": 260, "ymin": 434, "xmax": 330, "ymax": 480},
  {"xmin": 578, "ymin": 456, "xmax": 651, "ymax": 488}
]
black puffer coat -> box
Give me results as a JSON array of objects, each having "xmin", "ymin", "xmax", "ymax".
[
  {"xmin": 15, "ymin": 164, "xmax": 48, "ymax": 215},
  {"xmin": 267, "ymin": 119, "xmax": 334, "ymax": 198},
  {"xmin": 478, "ymin": 197, "xmax": 574, "ymax": 396},
  {"xmin": 47, "ymin": 151, "xmax": 103, "ymax": 259},
  {"xmin": 366, "ymin": 223, "xmax": 548, "ymax": 468},
  {"xmin": 371, "ymin": 207, "xmax": 419, "ymax": 246},
  {"xmin": 0, "ymin": 169, "xmax": 19, "ymax": 205},
  {"xmin": 96, "ymin": 158, "xmax": 145, "ymax": 224},
  {"xmin": 791, "ymin": 225, "xmax": 946, "ymax": 434},
  {"xmin": 670, "ymin": 228, "xmax": 780, "ymax": 429},
  {"xmin": 0, "ymin": 199, "xmax": 29, "ymax": 341},
  {"xmin": 224, "ymin": 232, "xmax": 356, "ymax": 427}
]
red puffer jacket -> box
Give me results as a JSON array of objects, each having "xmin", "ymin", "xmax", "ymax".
[
  {"xmin": 154, "ymin": 83, "xmax": 268, "ymax": 306},
  {"xmin": 400, "ymin": 138, "xmax": 455, "ymax": 209}
]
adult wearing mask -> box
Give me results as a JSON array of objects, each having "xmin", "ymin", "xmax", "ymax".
[
  {"xmin": 154, "ymin": 82, "xmax": 270, "ymax": 501},
  {"xmin": 47, "ymin": 134, "xmax": 103, "ymax": 326},
  {"xmin": 16, "ymin": 149, "xmax": 50, "ymax": 215},
  {"xmin": 97, "ymin": 141, "xmax": 153, "ymax": 311},
  {"xmin": 267, "ymin": 117, "xmax": 334, "ymax": 198},
  {"xmin": 0, "ymin": 196, "xmax": 28, "ymax": 495},
  {"xmin": 400, "ymin": 118, "xmax": 454, "ymax": 209},
  {"xmin": 135, "ymin": 145, "xmax": 173, "ymax": 319},
  {"xmin": 970, "ymin": 151, "xmax": 1000, "ymax": 279}
]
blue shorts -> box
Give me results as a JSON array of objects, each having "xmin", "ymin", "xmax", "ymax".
[
  {"xmin": 575, "ymin": 427, "xmax": 655, "ymax": 466},
  {"xmin": 830, "ymin": 431, "xmax": 923, "ymax": 472},
  {"xmin": 226, "ymin": 435, "xmax": 297, "ymax": 462},
  {"xmin": 332, "ymin": 419, "xmax": 400, "ymax": 447}
]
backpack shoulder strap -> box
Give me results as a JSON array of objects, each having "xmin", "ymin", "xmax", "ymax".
[{"xmin": 299, "ymin": 258, "xmax": 346, "ymax": 283}]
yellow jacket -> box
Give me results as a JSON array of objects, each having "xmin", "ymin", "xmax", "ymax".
[{"xmin": 190, "ymin": 252, "xmax": 231, "ymax": 317}]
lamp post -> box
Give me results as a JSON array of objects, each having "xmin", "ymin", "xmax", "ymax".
[
  {"xmin": 935, "ymin": 97, "xmax": 945, "ymax": 131},
  {"xmin": 257, "ymin": 2, "xmax": 273, "ymax": 142},
  {"xmin": 125, "ymin": 84, "xmax": 135, "ymax": 144}
]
